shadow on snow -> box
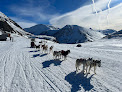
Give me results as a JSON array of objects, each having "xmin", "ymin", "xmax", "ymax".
[
  {"xmin": 40, "ymin": 53, "xmax": 48, "ymax": 57},
  {"xmin": 42, "ymin": 59, "xmax": 62, "ymax": 68},
  {"xmin": 65, "ymin": 71, "xmax": 94, "ymax": 92},
  {"xmin": 32, "ymin": 53, "xmax": 47, "ymax": 58},
  {"xmin": 29, "ymin": 50, "xmax": 40, "ymax": 52}
]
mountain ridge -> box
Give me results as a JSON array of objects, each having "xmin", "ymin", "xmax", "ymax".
[
  {"xmin": 24, "ymin": 24, "xmax": 59, "ymax": 35},
  {"xmin": 53, "ymin": 25, "xmax": 105, "ymax": 43},
  {"xmin": 24, "ymin": 24, "xmax": 106, "ymax": 43},
  {"xmin": 0, "ymin": 11, "xmax": 30, "ymax": 36}
]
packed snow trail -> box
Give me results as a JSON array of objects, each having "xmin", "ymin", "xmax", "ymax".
[
  {"xmin": 0, "ymin": 36, "xmax": 59, "ymax": 92},
  {"xmin": 0, "ymin": 36, "xmax": 122, "ymax": 92}
]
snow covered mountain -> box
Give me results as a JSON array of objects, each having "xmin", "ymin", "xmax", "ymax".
[
  {"xmin": 0, "ymin": 11, "xmax": 30, "ymax": 36},
  {"xmin": 41, "ymin": 29, "xmax": 59, "ymax": 36},
  {"xmin": 113, "ymin": 30, "xmax": 122, "ymax": 35},
  {"xmin": 54, "ymin": 25, "xmax": 105, "ymax": 44},
  {"xmin": 105, "ymin": 30, "xmax": 122, "ymax": 38},
  {"xmin": 98, "ymin": 29, "xmax": 116, "ymax": 35},
  {"xmin": 24, "ymin": 24, "xmax": 58, "ymax": 35}
]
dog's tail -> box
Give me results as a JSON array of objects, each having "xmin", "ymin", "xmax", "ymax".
[{"xmin": 75, "ymin": 59, "xmax": 79, "ymax": 67}]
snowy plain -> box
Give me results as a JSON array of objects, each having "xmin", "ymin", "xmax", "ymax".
[{"xmin": 0, "ymin": 35, "xmax": 122, "ymax": 92}]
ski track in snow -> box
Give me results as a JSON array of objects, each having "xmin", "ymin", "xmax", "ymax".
[{"xmin": 0, "ymin": 36, "xmax": 122, "ymax": 92}]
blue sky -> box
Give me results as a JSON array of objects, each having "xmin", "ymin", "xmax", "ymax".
[
  {"xmin": 0, "ymin": 0, "xmax": 91, "ymax": 28},
  {"xmin": 0, "ymin": 0, "xmax": 122, "ymax": 30}
]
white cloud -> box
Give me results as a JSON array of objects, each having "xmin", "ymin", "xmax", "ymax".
[
  {"xmin": 50, "ymin": 0, "xmax": 122, "ymax": 31},
  {"xmin": 9, "ymin": 0, "xmax": 59, "ymax": 28},
  {"xmin": 17, "ymin": 22, "xmax": 37, "ymax": 28},
  {"xmin": 10, "ymin": 0, "xmax": 59, "ymax": 22},
  {"xmin": 10, "ymin": 17, "xmax": 37, "ymax": 28}
]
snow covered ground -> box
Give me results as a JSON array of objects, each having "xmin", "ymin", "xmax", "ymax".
[{"xmin": 0, "ymin": 35, "xmax": 122, "ymax": 92}]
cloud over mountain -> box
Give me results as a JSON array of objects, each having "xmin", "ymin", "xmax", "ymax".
[{"xmin": 50, "ymin": 0, "xmax": 122, "ymax": 31}]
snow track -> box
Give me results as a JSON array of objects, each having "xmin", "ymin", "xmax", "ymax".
[
  {"xmin": 0, "ymin": 36, "xmax": 122, "ymax": 92},
  {"xmin": 29, "ymin": 57, "xmax": 62, "ymax": 92}
]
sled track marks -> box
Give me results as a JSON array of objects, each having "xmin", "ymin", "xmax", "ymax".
[
  {"xmin": 22, "ymin": 51, "xmax": 62, "ymax": 92},
  {"xmin": 31, "ymin": 54, "xmax": 71, "ymax": 91},
  {"xmin": 0, "ymin": 45, "xmax": 15, "ymax": 92},
  {"xmin": 30, "ymin": 60, "xmax": 62, "ymax": 92}
]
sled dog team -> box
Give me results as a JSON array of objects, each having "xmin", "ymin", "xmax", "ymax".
[
  {"xmin": 34, "ymin": 43, "xmax": 53, "ymax": 54},
  {"xmin": 40, "ymin": 44, "xmax": 71, "ymax": 60},
  {"xmin": 33, "ymin": 42, "xmax": 71, "ymax": 60},
  {"xmin": 31, "ymin": 41, "xmax": 101, "ymax": 74}
]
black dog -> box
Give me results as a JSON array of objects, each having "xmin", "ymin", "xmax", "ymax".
[{"xmin": 61, "ymin": 50, "xmax": 70, "ymax": 60}]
